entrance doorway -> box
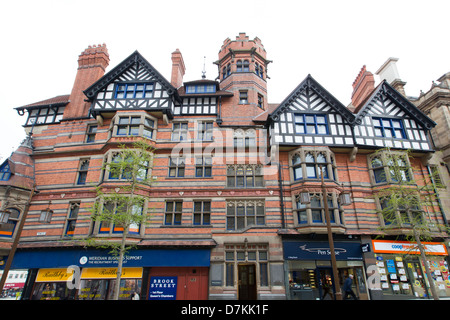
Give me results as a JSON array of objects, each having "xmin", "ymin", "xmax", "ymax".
[
  {"xmin": 238, "ymin": 264, "xmax": 257, "ymax": 300},
  {"xmin": 316, "ymin": 267, "xmax": 335, "ymax": 300}
]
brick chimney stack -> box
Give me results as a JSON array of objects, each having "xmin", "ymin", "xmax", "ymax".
[
  {"xmin": 63, "ymin": 44, "xmax": 110, "ymax": 119},
  {"xmin": 351, "ymin": 65, "xmax": 375, "ymax": 108},
  {"xmin": 171, "ymin": 49, "xmax": 186, "ymax": 89}
]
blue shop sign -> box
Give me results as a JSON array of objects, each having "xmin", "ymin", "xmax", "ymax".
[
  {"xmin": 2, "ymin": 248, "xmax": 210, "ymax": 269},
  {"xmin": 283, "ymin": 241, "xmax": 363, "ymax": 261},
  {"xmin": 148, "ymin": 276, "xmax": 177, "ymax": 300}
]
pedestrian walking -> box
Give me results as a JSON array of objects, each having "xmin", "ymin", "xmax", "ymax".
[{"xmin": 343, "ymin": 274, "xmax": 358, "ymax": 300}]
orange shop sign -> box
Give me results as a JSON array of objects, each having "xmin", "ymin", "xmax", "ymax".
[{"xmin": 372, "ymin": 240, "xmax": 448, "ymax": 256}]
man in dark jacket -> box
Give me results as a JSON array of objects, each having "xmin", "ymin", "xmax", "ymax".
[{"xmin": 343, "ymin": 274, "xmax": 358, "ymax": 300}]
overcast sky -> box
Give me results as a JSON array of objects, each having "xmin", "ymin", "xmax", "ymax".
[{"xmin": 1, "ymin": 0, "xmax": 449, "ymax": 161}]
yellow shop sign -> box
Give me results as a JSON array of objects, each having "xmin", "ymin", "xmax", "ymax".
[
  {"xmin": 36, "ymin": 268, "xmax": 74, "ymax": 282},
  {"xmin": 81, "ymin": 267, "xmax": 142, "ymax": 279}
]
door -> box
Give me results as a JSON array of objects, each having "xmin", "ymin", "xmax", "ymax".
[{"xmin": 238, "ymin": 264, "xmax": 257, "ymax": 300}]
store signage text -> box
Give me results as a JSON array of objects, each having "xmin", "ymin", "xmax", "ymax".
[
  {"xmin": 372, "ymin": 240, "xmax": 448, "ymax": 256},
  {"xmin": 79, "ymin": 254, "xmax": 143, "ymax": 266},
  {"xmin": 148, "ymin": 276, "xmax": 177, "ymax": 300}
]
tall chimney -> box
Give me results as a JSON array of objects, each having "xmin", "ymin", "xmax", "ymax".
[
  {"xmin": 171, "ymin": 49, "xmax": 186, "ymax": 89},
  {"xmin": 351, "ymin": 65, "xmax": 375, "ymax": 108},
  {"xmin": 376, "ymin": 57, "xmax": 406, "ymax": 96},
  {"xmin": 63, "ymin": 44, "xmax": 110, "ymax": 119}
]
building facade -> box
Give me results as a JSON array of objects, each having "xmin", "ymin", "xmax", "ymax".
[{"xmin": 0, "ymin": 34, "xmax": 448, "ymax": 300}]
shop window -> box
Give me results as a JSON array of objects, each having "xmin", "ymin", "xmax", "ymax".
[
  {"xmin": 168, "ymin": 157, "xmax": 185, "ymax": 178},
  {"xmin": 65, "ymin": 202, "xmax": 80, "ymax": 236},
  {"xmin": 195, "ymin": 157, "xmax": 212, "ymax": 178},
  {"xmin": 0, "ymin": 208, "xmax": 20, "ymax": 238},
  {"xmin": 226, "ymin": 200, "xmax": 265, "ymax": 230},
  {"xmin": 165, "ymin": 201, "xmax": 183, "ymax": 225},
  {"xmin": 368, "ymin": 151, "xmax": 412, "ymax": 185},
  {"xmin": 76, "ymin": 159, "xmax": 90, "ymax": 185},
  {"xmin": 290, "ymin": 148, "xmax": 337, "ymax": 182},
  {"xmin": 31, "ymin": 282, "xmax": 77, "ymax": 300},
  {"xmin": 294, "ymin": 193, "xmax": 343, "ymax": 226},
  {"xmin": 78, "ymin": 278, "xmax": 142, "ymax": 300},
  {"xmin": 193, "ymin": 201, "xmax": 211, "ymax": 225},
  {"xmin": 227, "ymin": 164, "xmax": 263, "ymax": 188}
]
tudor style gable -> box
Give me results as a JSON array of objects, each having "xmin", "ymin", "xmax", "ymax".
[
  {"xmin": 354, "ymin": 81, "xmax": 436, "ymax": 151},
  {"xmin": 268, "ymin": 74, "xmax": 356, "ymax": 146},
  {"xmin": 85, "ymin": 51, "xmax": 179, "ymax": 119}
]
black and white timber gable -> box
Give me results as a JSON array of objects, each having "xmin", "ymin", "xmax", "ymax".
[
  {"xmin": 354, "ymin": 81, "xmax": 436, "ymax": 151},
  {"xmin": 84, "ymin": 51, "xmax": 179, "ymax": 118},
  {"xmin": 268, "ymin": 74, "xmax": 356, "ymax": 146}
]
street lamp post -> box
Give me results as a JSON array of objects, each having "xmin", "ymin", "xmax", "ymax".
[{"xmin": 321, "ymin": 167, "xmax": 342, "ymax": 300}]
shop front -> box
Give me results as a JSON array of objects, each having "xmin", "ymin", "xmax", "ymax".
[
  {"xmin": 283, "ymin": 240, "xmax": 368, "ymax": 300},
  {"xmin": 372, "ymin": 240, "xmax": 449, "ymax": 299},
  {"xmin": 5, "ymin": 247, "xmax": 210, "ymax": 300}
]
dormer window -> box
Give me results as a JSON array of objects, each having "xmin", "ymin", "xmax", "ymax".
[
  {"xmin": 115, "ymin": 83, "xmax": 154, "ymax": 99},
  {"xmin": 294, "ymin": 114, "xmax": 328, "ymax": 135},
  {"xmin": 372, "ymin": 117, "xmax": 406, "ymax": 139},
  {"xmin": 186, "ymin": 84, "xmax": 216, "ymax": 94}
]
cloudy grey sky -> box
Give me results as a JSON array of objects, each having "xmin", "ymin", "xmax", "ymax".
[{"xmin": 1, "ymin": 0, "xmax": 449, "ymax": 160}]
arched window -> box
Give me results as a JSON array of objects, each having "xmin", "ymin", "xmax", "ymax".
[
  {"xmin": 243, "ymin": 60, "xmax": 249, "ymax": 72},
  {"xmin": 236, "ymin": 60, "xmax": 243, "ymax": 72}
]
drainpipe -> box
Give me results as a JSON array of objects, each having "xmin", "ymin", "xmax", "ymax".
[{"xmin": 278, "ymin": 162, "xmax": 286, "ymax": 229}]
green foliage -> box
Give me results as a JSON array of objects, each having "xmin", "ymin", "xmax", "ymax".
[{"xmin": 87, "ymin": 140, "xmax": 155, "ymax": 254}]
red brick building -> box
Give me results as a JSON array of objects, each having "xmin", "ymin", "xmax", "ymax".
[{"xmin": 0, "ymin": 33, "xmax": 448, "ymax": 300}]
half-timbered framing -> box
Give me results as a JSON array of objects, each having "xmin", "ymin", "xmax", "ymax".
[{"xmin": 85, "ymin": 51, "xmax": 179, "ymax": 119}]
